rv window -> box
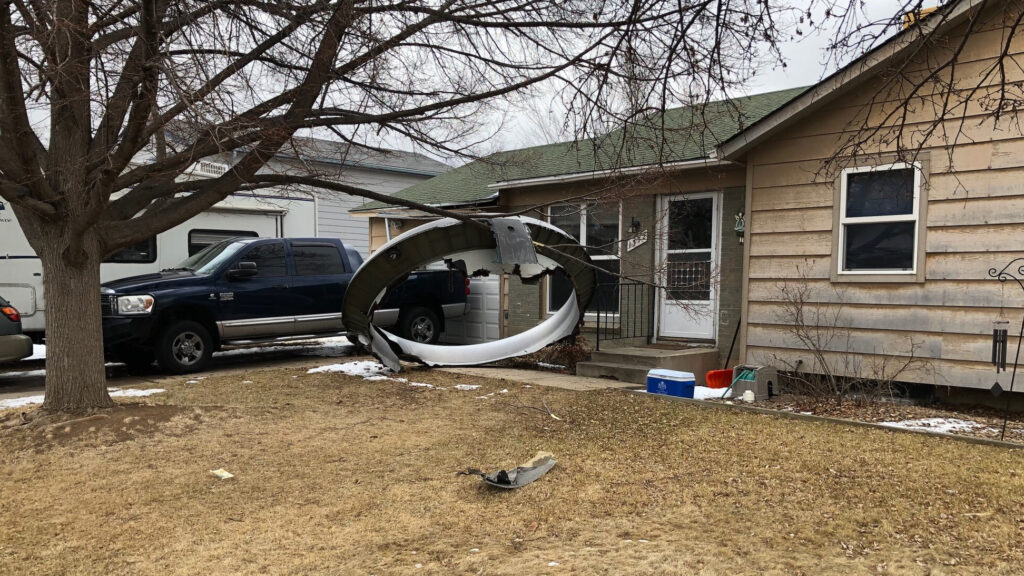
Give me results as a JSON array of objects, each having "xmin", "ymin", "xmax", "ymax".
[
  {"xmin": 106, "ymin": 237, "xmax": 157, "ymax": 264},
  {"xmin": 292, "ymin": 244, "xmax": 346, "ymax": 275},
  {"xmin": 188, "ymin": 229, "xmax": 259, "ymax": 256}
]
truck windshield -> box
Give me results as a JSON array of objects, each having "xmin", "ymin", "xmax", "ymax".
[{"xmin": 175, "ymin": 240, "xmax": 245, "ymax": 275}]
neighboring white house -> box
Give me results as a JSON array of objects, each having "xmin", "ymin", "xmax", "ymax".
[{"xmin": 208, "ymin": 137, "xmax": 449, "ymax": 256}]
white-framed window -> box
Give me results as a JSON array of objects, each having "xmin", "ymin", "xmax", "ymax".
[
  {"xmin": 547, "ymin": 202, "xmax": 621, "ymax": 314},
  {"xmin": 838, "ymin": 163, "xmax": 920, "ymax": 275}
]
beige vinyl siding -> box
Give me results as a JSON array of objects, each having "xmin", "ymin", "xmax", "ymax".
[{"xmin": 742, "ymin": 8, "xmax": 1024, "ymax": 390}]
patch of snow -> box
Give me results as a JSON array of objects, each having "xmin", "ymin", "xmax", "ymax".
[
  {"xmin": 409, "ymin": 382, "xmax": 433, "ymax": 388},
  {"xmin": 548, "ymin": 561, "xmax": 560, "ymax": 567},
  {"xmin": 454, "ymin": 384, "xmax": 480, "ymax": 391},
  {"xmin": 499, "ymin": 389, "xmax": 508, "ymax": 394},
  {"xmin": 537, "ymin": 362, "xmax": 566, "ymax": 370},
  {"xmin": 242, "ymin": 380, "xmax": 253, "ymax": 385},
  {"xmin": 0, "ymin": 388, "xmax": 165, "ymax": 410},
  {"xmin": 880, "ymin": 418, "xmax": 991, "ymax": 434},
  {"xmin": 185, "ymin": 380, "xmax": 199, "ymax": 384},
  {"xmin": 0, "ymin": 369, "xmax": 46, "ymax": 379},
  {"xmin": 308, "ymin": 360, "xmax": 390, "ymax": 378},
  {"xmin": 469, "ymin": 548, "xmax": 480, "ymax": 553},
  {"xmin": 693, "ymin": 386, "xmax": 732, "ymax": 400},
  {"xmin": 25, "ymin": 344, "xmax": 46, "ymax": 361}
]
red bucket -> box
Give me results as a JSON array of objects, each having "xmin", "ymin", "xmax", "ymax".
[{"xmin": 705, "ymin": 369, "xmax": 733, "ymax": 389}]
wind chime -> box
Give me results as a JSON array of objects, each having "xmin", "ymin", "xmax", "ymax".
[{"xmin": 988, "ymin": 261, "xmax": 1024, "ymax": 441}]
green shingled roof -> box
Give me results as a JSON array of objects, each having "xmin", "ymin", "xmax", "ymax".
[{"xmin": 354, "ymin": 87, "xmax": 807, "ymax": 212}]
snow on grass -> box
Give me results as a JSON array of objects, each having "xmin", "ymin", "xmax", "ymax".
[
  {"xmin": 0, "ymin": 388, "xmax": 166, "ymax": 410},
  {"xmin": 536, "ymin": 362, "xmax": 566, "ymax": 370},
  {"xmin": 26, "ymin": 344, "xmax": 46, "ymax": 361},
  {"xmin": 453, "ymin": 384, "xmax": 480, "ymax": 391},
  {"xmin": 308, "ymin": 360, "xmax": 390, "ymax": 378},
  {"xmin": 0, "ymin": 369, "xmax": 46, "ymax": 380},
  {"xmin": 879, "ymin": 418, "xmax": 994, "ymax": 434}
]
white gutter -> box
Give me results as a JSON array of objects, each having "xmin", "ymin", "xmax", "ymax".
[
  {"xmin": 717, "ymin": 0, "xmax": 982, "ymax": 161},
  {"xmin": 486, "ymin": 158, "xmax": 735, "ymax": 190}
]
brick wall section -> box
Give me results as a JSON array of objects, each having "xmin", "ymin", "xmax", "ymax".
[{"xmin": 717, "ymin": 186, "xmax": 745, "ymax": 368}]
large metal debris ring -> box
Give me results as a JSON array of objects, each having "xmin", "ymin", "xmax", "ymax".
[{"xmin": 342, "ymin": 216, "xmax": 596, "ymax": 371}]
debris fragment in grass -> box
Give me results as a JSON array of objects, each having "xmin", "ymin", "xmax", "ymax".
[
  {"xmin": 210, "ymin": 468, "xmax": 235, "ymax": 480},
  {"xmin": 457, "ymin": 451, "xmax": 557, "ymax": 489}
]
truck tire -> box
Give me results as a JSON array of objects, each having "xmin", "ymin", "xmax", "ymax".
[
  {"xmin": 398, "ymin": 306, "xmax": 441, "ymax": 344},
  {"xmin": 155, "ymin": 320, "xmax": 213, "ymax": 374}
]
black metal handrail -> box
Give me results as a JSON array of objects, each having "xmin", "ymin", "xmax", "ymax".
[{"xmin": 592, "ymin": 281, "xmax": 655, "ymax": 350}]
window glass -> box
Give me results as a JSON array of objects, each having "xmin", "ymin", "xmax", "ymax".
[
  {"xmin": 188, "ymin": 229, "xmax": 259, "ymax": 256},
  {"xmin": 240, "ymin": 241, "xmax": 287, "ymax": 277},
  {"xmin": 550, "ymin": 205, "xmax": 581, "ymax": 242},
  {"xmin": 585, "ymin": 203, "xmax": 620, "ymax": 256},
  {"xmin": 845, "ymin": 169, "xmax": 914, "ymax": 217},
  {"xmin": 106, "ymin": 237, "xmax": 156, "ymax": 263},
  {"xmin": 668, "ymin": 198, "xmax": 713, "ymax": 250},
  {"xmin": 665, "ymin": 252, "xmax": 711, "ymax": 301},
  {"xmin": 843, "ymin": 221, "xmax": 915, "ymax": 271},
  {"xmin": 549, "ymin": 260, "xmax": 620, "ymax": 313},
  {"xmin": 293, "ymin": 244, "xmax": 346, "ymax": 275}
]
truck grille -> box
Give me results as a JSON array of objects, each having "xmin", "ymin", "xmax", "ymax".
[{"xmin": 100, "ymin": 295, "xmax": 116, "ymax": 316}]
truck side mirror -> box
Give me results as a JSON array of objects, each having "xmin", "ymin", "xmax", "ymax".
[{"xmin": 228, "ymin": 261, "xmax": 258, "ymax": 280}]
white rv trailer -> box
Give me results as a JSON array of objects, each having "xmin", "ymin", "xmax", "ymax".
[{"xmin": 0, "ymin": 189, "xmax": 317, "ymax": 335}]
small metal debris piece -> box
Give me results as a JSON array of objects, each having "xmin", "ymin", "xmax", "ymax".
[
  {"xmin": 457, "ymin": 451, "xmax": 556, "ymax": 489},
  {"xmin": 209, "ymin": 468, "xmax": 235, "ymax": 480}
]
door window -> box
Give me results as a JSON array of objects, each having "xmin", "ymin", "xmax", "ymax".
[
  {"xmin": 241, "ymin": 242, "xmax": 287, "ymax": 278},
  {"xmin": 665, "ymin": 197, "xmax": 713, "ymax": 302}
]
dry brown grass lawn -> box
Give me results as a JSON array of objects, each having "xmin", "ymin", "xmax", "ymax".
[{"xmin": 2, "ymin": 360, "xmax": 1024, "ymax": 575}]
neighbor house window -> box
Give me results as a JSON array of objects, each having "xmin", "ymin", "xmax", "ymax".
[
  {"xmin": 838, "ymin": 163, "xmax": 920, "ymax": 274},
  {"xmin": 547, "ymin": 203, "xmax": 621, "ymax": 313}
]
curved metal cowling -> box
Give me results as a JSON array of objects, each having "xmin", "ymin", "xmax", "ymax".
[{"xmin": 341, "ymin": 216, "xmax": 596, "ymax": 371}]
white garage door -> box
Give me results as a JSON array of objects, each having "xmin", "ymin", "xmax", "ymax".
[{"xmin": 442, "ymin": 275, "xmax": 501, "ymax": 344}]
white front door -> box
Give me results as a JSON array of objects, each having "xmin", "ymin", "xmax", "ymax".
[{"xmin": 657, "ymin": 192, "xmax": 719, "ymax": 340}]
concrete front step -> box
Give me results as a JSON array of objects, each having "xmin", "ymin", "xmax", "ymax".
[
  {"xmin": 578, "ymin": 346, "xmax": 720, "ymax": 386},
  {"xmin": 575, "ymin": 361, "xmax": 651, "ymax": 385}
]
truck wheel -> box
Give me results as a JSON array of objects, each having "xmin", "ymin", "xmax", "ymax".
[
  {"xmin": 399, "ymin": 306, "xmax": 441, "ymax": 344},
  {"xmin": 155, "ymin": 320, "xmax": 213, "ymax": 373}
]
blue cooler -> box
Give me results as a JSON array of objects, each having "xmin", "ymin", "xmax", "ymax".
[{"xmin": 646, "ymin": 369, "xmax": 696, "ymax": 398}]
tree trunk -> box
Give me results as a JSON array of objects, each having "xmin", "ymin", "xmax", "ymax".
[{"xmin": 37, "ymin": 242, "xmax": 113, "ymax": 413}]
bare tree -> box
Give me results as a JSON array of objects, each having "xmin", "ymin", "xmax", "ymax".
[{"xmin": 0, "ymin": 0, "xmax": 800, "ymax": 413}]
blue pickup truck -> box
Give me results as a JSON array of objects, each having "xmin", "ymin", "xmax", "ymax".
[{"xmin": 101, "ymin": 237, "xmax": 468, "ymax": 373}]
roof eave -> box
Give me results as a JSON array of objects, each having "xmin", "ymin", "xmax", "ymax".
[
  {"xmin": 718, "ymin": 0, "xmax": 982, "ymax": 161},
  {"xmin": 486, "ymin": 157, "xmax": 736, "ymax": 190}
]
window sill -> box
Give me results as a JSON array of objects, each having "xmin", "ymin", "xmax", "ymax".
[{"xmin": 830, "ymin": 270, "xmax": 925, "ymax": 284}]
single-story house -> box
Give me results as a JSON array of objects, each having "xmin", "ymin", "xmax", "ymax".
[
  {"xmin": 207, "ymin": 136, "xmax": 449, "ymax": 257},
  {"xmin": 355, "ymin": 0, "xmax": 1024, "ymax": 397}
]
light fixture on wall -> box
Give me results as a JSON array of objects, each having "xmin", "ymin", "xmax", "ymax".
[
  {"xmin": 734, "ymin": 212, "xmax": 745, "ymax": 238},
  {"xmin": 629, "ymin": 216, "xmax": 642, "ymax": 234},
  {"xmin": 391, "ymin": 219, "xmax": 404, "ymax": 230}
]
